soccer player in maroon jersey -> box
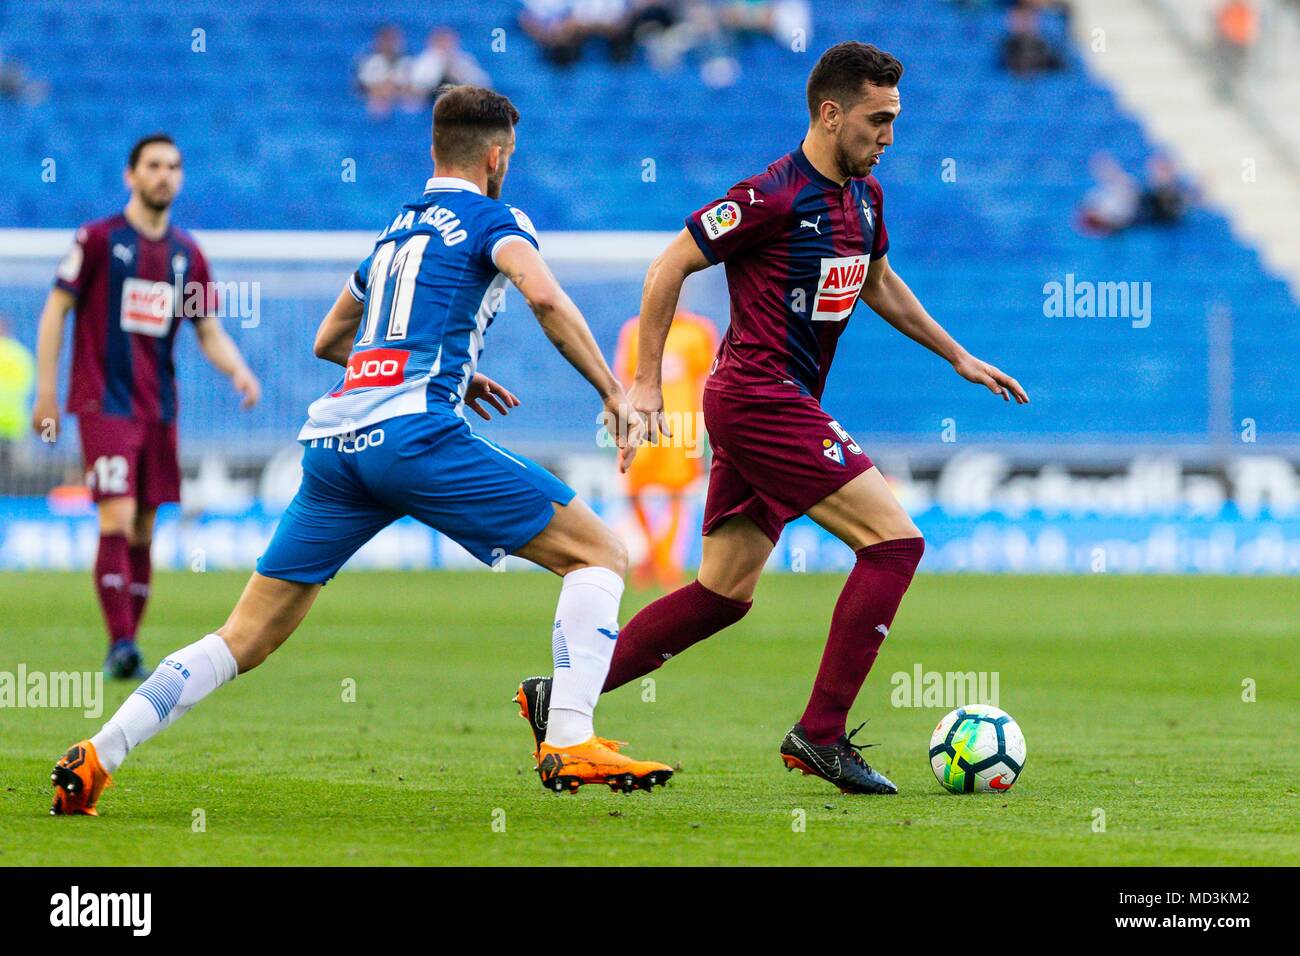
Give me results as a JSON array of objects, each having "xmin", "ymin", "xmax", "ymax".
[
  {"xmin": 516, "ymin": 42, "xmax": 1029, "ymax": 794},
  {"xmin": 31, "ymin": 134, "xmax": 261, "ymax": 680}
]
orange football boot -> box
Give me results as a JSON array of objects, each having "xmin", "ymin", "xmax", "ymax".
[
  {"xmin": 50, "ymin": 740, "xmax": 112, "ymax": 816},
  {"xmin": 514, "ymin": 676, "xmax": 625, "ymax": 757},
  {"xmin": 535, "ymin": 737, "xmax": 674, "ymax": 794}
]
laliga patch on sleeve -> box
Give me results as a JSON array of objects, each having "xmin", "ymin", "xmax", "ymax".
[
  {"xmin": 701, "ymin": 201, "xmax": 742, "ymax": 239},
  {"xmin": 56, "ymin": 241, "xmax": 84, "ymax": 283},
  {"xmin": 510, "ymin": 206, "xmax": 538, "ymax": 239}
]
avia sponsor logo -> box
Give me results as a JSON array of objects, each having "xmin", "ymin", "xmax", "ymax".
[
  {"xmin": 333, "ymin": 349, "xmax": 410, "ymax": 395},
  {"xmin": 119, "ymin": 278, "xmax": 175, "ymax": 338},
  {"xmin": 812, "ymin": 255, "xmax": 868, "ymax": 321},
  {"xmin": 49, "ymin": 886, "xmax": 152, "ymax": 936}
]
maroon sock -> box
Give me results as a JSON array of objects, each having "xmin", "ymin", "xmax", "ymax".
[
  {"xmin": 94, "ymin": 533, "xmax": 135, "ymax": 646},
  {"xmin": 800, "ymin": 537, "xmax": 925, "ymax": 744},
  {"xmin": 128, "ymin": 543, "xmax": 153, "ymax": 633},
  {"xmin": 603, "ymin": 581, "xmax": 751, "ymax": 692}
]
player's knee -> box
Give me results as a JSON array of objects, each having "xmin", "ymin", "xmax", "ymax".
[
  {"xmin": 594, "ymin": 530, "xmax": 629, "ymax": 578},
  {"xmin": 97, "ymin": 500, "xmax": 136, "ymax": 536},
  {"xmin": 577, "ymin": 528, "xmax": 628, "ymax": 578},
  {"xmin": 216, "ymin": 621, "xmax": 285, "ymax": 673},
  {"xmin": 890, "ymin": 520, "xmax": 923, "ymax": 543},
  {"xmin": 864, "ymin": 507, "xmax": 921, "ymax": 546}
]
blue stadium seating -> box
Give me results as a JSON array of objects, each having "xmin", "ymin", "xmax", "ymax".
[{"xmin": 1, "ymin": 0, "xmax": 1295, "ymax": 452}]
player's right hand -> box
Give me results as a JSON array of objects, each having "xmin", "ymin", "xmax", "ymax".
[
  {"xmin": 31, "ymin": 395, "xmax": 59, "ymax": 443},
  {"xmin": 628, "ymin": 380, "xmax": 672, "ymax": 444}
]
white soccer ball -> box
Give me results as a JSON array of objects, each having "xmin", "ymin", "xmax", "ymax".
[{"xmin": 928, "ymin": 704, "xmax": 1026, "ymax": 794}]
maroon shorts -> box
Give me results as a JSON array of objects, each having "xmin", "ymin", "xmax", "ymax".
[
  {"xmin": 77, "ymin": 411, "xmax": 181, "ymax": 506},
  {"xmin": 701, "ymin": 383, "xmax": 874, "ymax": 544}
]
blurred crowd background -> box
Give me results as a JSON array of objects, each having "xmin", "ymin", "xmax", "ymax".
[{"xmin": 0, "ymin": 0, "xmax": 1297, "ymax": 575}]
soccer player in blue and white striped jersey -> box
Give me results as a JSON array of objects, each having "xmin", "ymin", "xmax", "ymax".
[{"xmin": 50, "ymin": 87, "xmax": 672, "ymax": 815}]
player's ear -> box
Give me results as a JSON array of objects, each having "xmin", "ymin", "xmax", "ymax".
[
  {"xmin": 821, "ymin": 99, "xmax": 841, "ymax": 132},
  {"xmin": 487, "ymin": 143, "xmax": 502, "ymax": 173}
]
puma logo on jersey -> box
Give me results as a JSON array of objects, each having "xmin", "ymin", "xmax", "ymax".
[
  {"xmin": 113, "ymin": 243, "xmax": 134, "ymax": 264},
  {"xmin": 875, "ymin": 624, "xmax": 889, "ymax": 637},
  {"xmin": 812, "ymin": 255, "xmax": 869, "ymax": 321},
  {"xmin": 747, "ymin": 188, "xmax": 765, "ymax": 205},
  {"xmin": 800, "ymin": 216, "xmax": 822, "ymax": 234}
]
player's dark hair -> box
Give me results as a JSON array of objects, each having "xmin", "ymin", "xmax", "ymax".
[
  {"xmin": 806, "ymin": 42, "xmax": 903, "ymax": 120},
  {"xmin": 127, "ymin": 133, "xmax": 179, "ymax": 170},
  {"xmin": 433, "ymin": 86, "xmax": 520, "ymax": 167}
]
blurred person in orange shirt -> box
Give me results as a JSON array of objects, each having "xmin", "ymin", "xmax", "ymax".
[
  {"xmin": 1214, "ymin": 0, "xmax": 1258, "ymax": 91},
  {"xmin": 615, "ymin": 310, "xmax": 717, "ymax": 588}
]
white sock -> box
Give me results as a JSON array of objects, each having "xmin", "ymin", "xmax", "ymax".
[
  {"xmin": 545, "ymin": 566, "xmax": 624, "ymax": 748},
  {"xmin": 90, "ymin": 633, "xmax": 238, "ymax": 774}
]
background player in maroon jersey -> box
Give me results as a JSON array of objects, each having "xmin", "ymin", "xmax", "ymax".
[
  {"xmin": 534, "ymin": 42, "xmax": 1028, "ymax": 795},
  {"xmin": 30, "ymin": 134, "xmax": 261, "ymax": 679}
]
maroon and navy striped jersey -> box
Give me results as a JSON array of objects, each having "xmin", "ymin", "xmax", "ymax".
[
  {"xmin": 54, "ymin": 214, "xmax": 211, "ymax": 423},
  {"xmin": 685, "ymin": 145, "xmax": 889, "ymax": 399}
]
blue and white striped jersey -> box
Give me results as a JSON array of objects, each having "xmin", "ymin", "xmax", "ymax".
[{"xmin": 299, "ymin": 176, "xmax": 538, "ymax": 439}]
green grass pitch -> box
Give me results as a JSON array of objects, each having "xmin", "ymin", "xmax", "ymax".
[{"xmin": 1, "ymin": 570, "xmax": 1296, "ymax": 866}]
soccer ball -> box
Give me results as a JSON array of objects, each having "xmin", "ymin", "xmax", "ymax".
[{"xmin": 928, "ymin": 704, "xmax": 1026, "ymax": 794}]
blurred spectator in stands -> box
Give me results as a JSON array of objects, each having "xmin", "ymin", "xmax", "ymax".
[
  {"xmin": 0, "ymin": 48, "xmax": 48, "ymax": 105},
  {"xmin": 519, "ymin": 0, "xmax": 682, "ymax": 66},
  {"xmin": 356, "ymin": 25, "xmax": 416, "ymax": 118},
  {"xmin": 521, "ymin": 0, "xmax": 632, "ymax": 66},
  {"xmin": 999, "ymin": 3, "xmax": 1065, "ymax": 75},
  {"xmin": 1138, "ymin": 155, "xmax": 1194, "ymax": 226},
  {"xmin": 716, "ymin": 0, "xmax": 812, "ymax": 46},
  {"xmin": 410, "ymin": 28, "xmax": 492, "ymax": 103},
  {"xmin": 0, "ymin": 316, "xmax": 35, "ymax": 472},
  {"xmin": 519, "ymin": 0, "xmax": 579, "ymax": 66},
  {"xmin": 1078, "ymin": 152, "xmax": 1140, "ymax": 236},
  {"xmin": 1212, "ymin": 0, "xmax": 1258, "ymax": 94},
  {"xmin": 642, "ymin": 0, "xmax": 809, "ymax": 88}
]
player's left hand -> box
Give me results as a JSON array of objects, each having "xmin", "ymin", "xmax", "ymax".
[
  {"xmin": 606, "ymin": 393, "xmax": 647, "ymax": 474},
  {"xmin": 466, "ymin": 373, "xmax": 520, "ymax": 420},
  {"xmin": 233, "ymin": 369, "xmax": 261, "ymax": 409},
  {"xmin": 953, "ymin": 353, "xmax": 1029, "ymax": 404}
]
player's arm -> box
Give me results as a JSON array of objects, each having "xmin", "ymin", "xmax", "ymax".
[
  {"xmin": 495, "ymin": 239, "xmax": 644, "ymax": 470},
  {"xmin": 860, "ymin": 255, "xmax": 1028, "ymax": 404},
  {"xmin": 630, "ymin": 229, "xmax": 712, "ymax": 440},
  {"xmin": 30, "ymin": 287, "xmax": 75, "ymax": 440},
  {"xmin": 312, "ymin": 284, "xmax": 365, "ymax": 367},
  {"xmin": 194, "ymin": 315, "xmax": 261, "ymax": 409}
]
